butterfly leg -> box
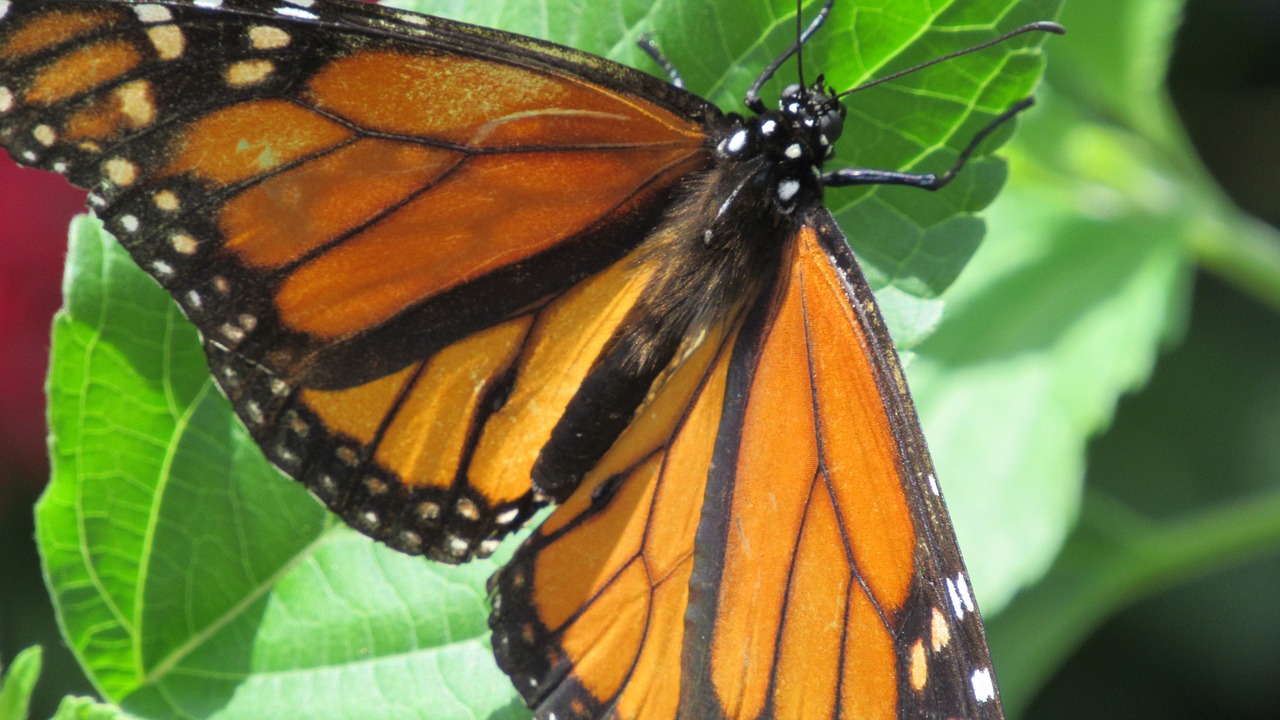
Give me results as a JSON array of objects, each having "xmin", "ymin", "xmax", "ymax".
[
  {"xmin": 824, "ymin": 96, "xmax": 1036, "ymax": 191},
  {"xmin": 636, "ymin": 34, "xmax": 685, "ymax": 88}
]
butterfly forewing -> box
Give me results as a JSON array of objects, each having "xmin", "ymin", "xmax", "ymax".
[{"xmin": 0, "ymin": 0, "xmax": 715, "ymax": 560}]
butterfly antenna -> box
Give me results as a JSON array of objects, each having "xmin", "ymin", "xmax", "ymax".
[
  {"xmin": 795, "ymin": 0, "xmax": 808, "ymax": 89},
  {"xmin": 835, "ymin": 21, "xmax": 1064, "ymax": 99},
  {"xmin": 745, "ymin": 0, "xmax": 834, "ymax": 113}
]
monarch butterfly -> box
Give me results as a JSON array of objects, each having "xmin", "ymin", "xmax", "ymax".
[{"xmin": 0, "ymin": 0, "xmax": 1060, "ymax": 717}]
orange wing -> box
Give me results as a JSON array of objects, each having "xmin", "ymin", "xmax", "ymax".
[
  {"xmin": 490, "ymin": 210, "xmax": 1003, "ymax": 719},
  {"xmin": 0, "ymin": 0, "xmax": 716, "ymax": 560}
]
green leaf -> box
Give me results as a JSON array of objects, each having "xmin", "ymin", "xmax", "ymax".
[
  {"xmin": 44, "ymin": 219, "xmax": 522, "ymax": 719},
  {"xmin": 48, "ymin": 696, "xmax": 131, "ymax": 720},
  {"xmin": 37, "ymin": 1, "xmax": 1059, "ymax": 718},
  {"xmin": 0, "ymin": 646, "xmax": 42, "ymax": 720}
]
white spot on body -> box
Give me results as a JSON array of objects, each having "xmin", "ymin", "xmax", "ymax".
[
  {"xmin": 194, "ymin": 0, "xmax": 224, "ymax": 8},
  {"xmin": 147, "ymin": 26, "xmax": 186, "ymax": 60},
  {"xmin": 777, "ymin": 179, "xmax": 800, "ymax": 203},
  {"xmin": 249, "ymin": 25, "xmax": 291, "ymax": 50},
  {"xmin": 32, "ymin": 125, "xmax": 57, "ymax": 146},
  {"xmin": 784, "ymin": 143, "xmax": 803, "ymax": 159},
  {"xmin": 0, "ymin": 86, "xmax": 12, "ymax": 112},
  {"xmin": 725, "ymin": 129, "xmax": 748, "ymax": 154},
  {"xmin": 134, "ymin": 5, "xmax": 173, "ymax": 23},
  {"xmin": 972, "ymin": 667, "xmax": 996, "ymax": 702},
  {"xmin": 119, "ymin": 214, "xmax": 140, "ymax": 232},
  {"xmin": 275, "ymin": 6, "xmax": 319, "ymax": 20},
  {"xmin": 287, "ymin": 0, "xmax": 316, "ymax": 7},
  {"xmin": 787, "ymin": 102, "xmax": 801, "ymax": 114},
  {"xmin": 760, "ymin": 119, "xmax": 777, "ymax": 135},
  {"xmin": 0, "ymin": 1, "xmax": 10, "ymax": 20},
  {"xmin": 226, "ymin": 60, "xmax": 275, "ymax": 87}
]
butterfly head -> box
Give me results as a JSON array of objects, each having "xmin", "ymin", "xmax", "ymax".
[{"xmin": 712, "ymin": 78, "xmax": 846, "ymax": 213}]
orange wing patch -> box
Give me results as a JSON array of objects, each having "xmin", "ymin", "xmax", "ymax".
[{"xmin": 491, "ymin": 310, "xmax": 741, "ymax": 719}]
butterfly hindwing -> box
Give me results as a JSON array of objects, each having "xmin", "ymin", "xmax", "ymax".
[
  {"xmin": 490, "ymin": 211, "xmax": 1003, "ymax": 719},
  {"xmin": 0, "ymin": 0, "xmax": 717, "ymax": 560}
]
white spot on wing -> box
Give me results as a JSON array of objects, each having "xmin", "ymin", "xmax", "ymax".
[
  {"xmin": 134, "ymin": 5, "xmax": 173, "ymax": 23},
  {"xmin": 0, "ymin": 1, "xmax": 11, "ymax": 19},
  {"xmin": 946, "ymin": 576, "xmax": 965, "ymax": 619},
  {"xmin": 972, "ymin": 667, "xmax": 996, "ymax": 702},
  {"xmin": 194, "ymin": 0, "xmax": 224, "ymax": 7},
  {"xmin": 0, "ymin": 86, "xmax": 12, "ymax": 113},
  {"xmin": 956, "ymin": 573, "xmax": 976, "ymax": 614},
  {"xmin": 784, "ymin": 143, "xmax": 803, "ymax": 159},
  {"xmin": 275, "ymin": 6, "xmax": 319, "ymax": 20},
  {"xmin": 927, "ymin": 473, "xmax": 940, "ymax": 496}
]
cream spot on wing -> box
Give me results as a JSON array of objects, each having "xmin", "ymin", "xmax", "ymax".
[
  {"xmin": 32, "ymin": 124, "xmax": 57, "ymax": 146},
  {"xmin": 226, "ymin": 59, "xmax": 275, "ymax": 86},
  {"xmin": 153, "ymin": 190, "xmax": 180, "ymax": 211},
  {"xmin": 249, "ymin": 25, "xmax": 291, "ymax": 50},
  {"xmin": 147, "ymin": 25, "xmax": 185, "ymax": 60},
  {"xmin": 170, "ymin": 233, "xmax": 198, "ymax": 254},
  {"xmin": 115, "ymin": 80, "xmax": 156, "ymax": 127},
  {"xmin": 104, "ymin": 157, "xmax": 138, "ymax": 186},
  {"xmin": 931, "ymin": 607, "xmax": 951, "ymax": 652},
  {"xmin": 909, "ymin": 638, "xmax": 928, "ymax": 692}
]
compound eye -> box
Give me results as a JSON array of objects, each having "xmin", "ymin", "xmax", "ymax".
[
  {"xmin": 819, "ymin": 109, "xmax": 844, "ymax": 143},
  {"xmin": 780, "ymin": 83, "xmax": 803, "ymax": 106}
]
